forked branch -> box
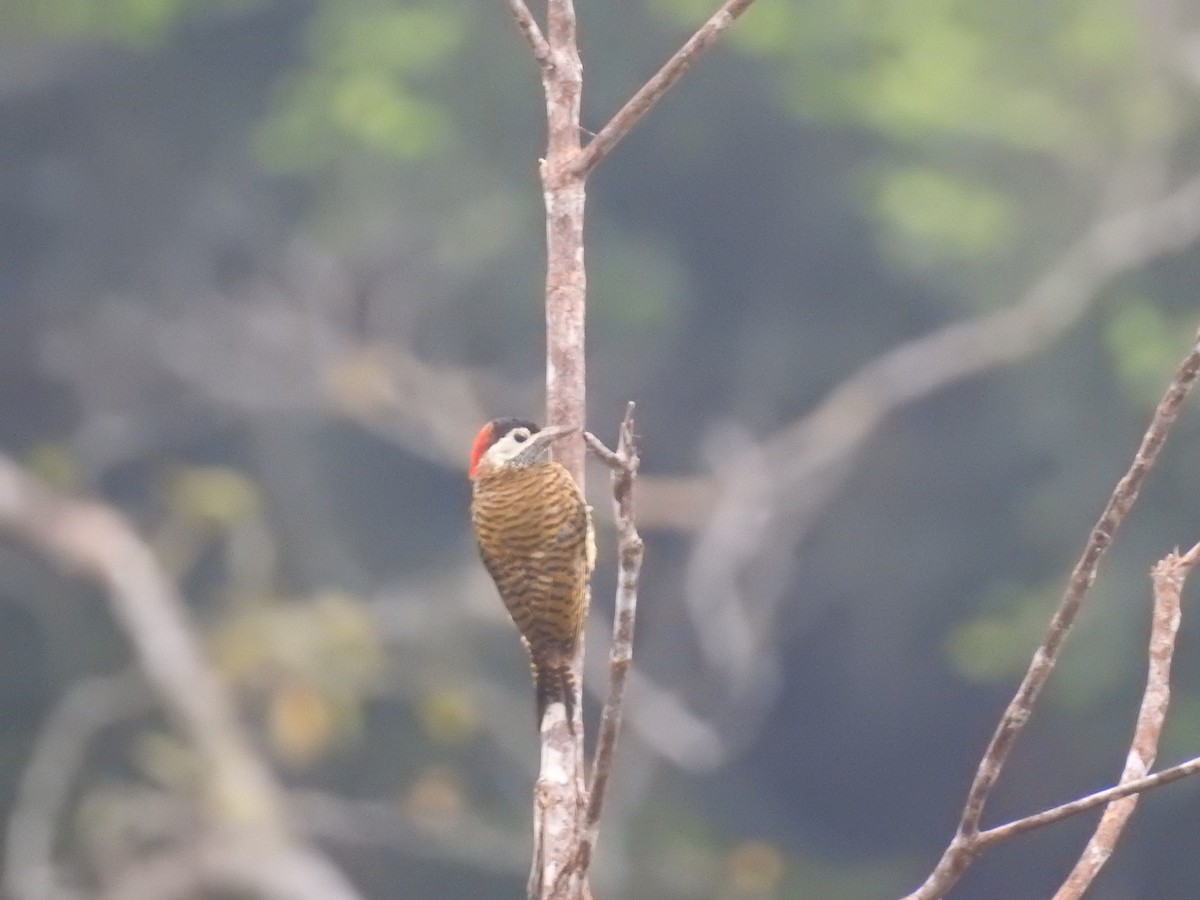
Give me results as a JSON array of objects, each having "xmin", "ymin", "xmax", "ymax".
[
  {"xmin": 502, "ymin": 0, "xmax": 754, "ymax": 896},
  {"xmin": 906, "ymin": 328, "xmax": 1200, "ymax": 899},
  {"xmin": 506, "ymin": 0, "xmax": 551, "ymax": 66},
  {"xmin": 574, "ymin": 0, "xmax": 759, "ymax": 176},
  {"xmin": 974, "ymin": 751, "xmax": 1200, "ymax": 849}
]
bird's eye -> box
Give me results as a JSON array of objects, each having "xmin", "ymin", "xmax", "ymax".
[{"xmin": 513, "ymin": 430, "xmax": 530, "ymax": 443}]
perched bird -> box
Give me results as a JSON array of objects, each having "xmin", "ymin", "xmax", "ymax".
[{"xmin": 469, "ymin": 417, "xmax": 594, "ymax": 728}]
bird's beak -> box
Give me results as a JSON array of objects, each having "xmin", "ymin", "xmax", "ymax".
[{"xmin": 531, "ymin": 424, "xmax": 578, "ymax": 449}]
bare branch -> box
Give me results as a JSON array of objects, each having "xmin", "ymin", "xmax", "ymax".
[
  {"xmin": 1053, "ymin": 540, "xmax": 1200, "ymax": 898},
  {"xmin": 905, "ymin": 329, "xmax": 1200, "ymax": 900},
  {"xmin": 505, "ymin": 0, "xmax": 551, "ymax": 67},
  {"xmin": 99, "ymin": 839, "xmax": 369, "ymax": 900},
  {"xmin": 4, "ymin": 671, "xmax": 149, "ymax": 900},
  {"xmin": 574, "ymin": 0, "xmax": 759, "ymax": 176},
  {"xmin": 640, "ymin": 167, "xmax": 1200, "ymax": 535},
  {"xmin": 532, "ymin": 0, "xmax": 588, "ymax": 895},
  {"xmin": 974, "ymin": 754, "xmax": 1200, "ymax": 849},
  {"xmin": 541, "ymin": 0, "xmax": 587, "ymax": 485},
  {"xmin": 571, "ymin": 404, "xmax": 644, "ymax": 882},
  {"xmin": 0, "ymin": 455, "xmax": 362, "ymax": 900}
]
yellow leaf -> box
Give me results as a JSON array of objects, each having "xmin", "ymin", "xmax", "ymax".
[
  {"xmin": 726, "ymin": 840, "xmax": 787, "ymax": 895},
  {"xmin": 419, "ymin": 688, "xmax": 479, "ymax": 745},
  {"xmin": 270, "ymin": 681, "xmax": 336, "ymax": 767},
  {"xmin": 26, "ymin": 442, "xmax": 80, "ymax": 491},
  {"xmin": 166, "ymin": 465, "xmax": 261, "ymax": 526},
  {"xmin": 405, "ymin": 766, "xmax": 464, "ymax": 823}
]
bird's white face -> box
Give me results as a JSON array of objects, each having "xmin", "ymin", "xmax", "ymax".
[
  {"xmin": 474, "ymin": 423, "xmax": 575, "ymax": 475},
  {"xmin": 481, "ymin": 424, "xmax": 541, "ymax": 468}
]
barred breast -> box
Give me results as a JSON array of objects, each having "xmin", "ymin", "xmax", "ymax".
[{"xmin": 471, "ymin": 461, "xmax": 593, "ymax": 722}]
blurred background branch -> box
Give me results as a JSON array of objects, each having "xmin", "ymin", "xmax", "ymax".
[{"xmin": 0, "ymin": 457, "xmax": 361, "ymax": 899}]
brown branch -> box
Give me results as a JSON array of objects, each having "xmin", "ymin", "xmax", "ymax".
[
  {"xmin": 1053, "ymin": 540, "xmax": 1200, "ymax": 898},
  {"xmin": 573, "ymin": 0, "xmax": 759, "ymax": 176},
  {"xmin": 541, "ymin": 0, "xmax": 587, "ymax": 485},
  {"xmin": 534, "ymin": 0, "xmax": 588, "ymax": 893},
  {"xmin": 974, "ymin": 753, "xmax": 1200, "ymax": 849},
  {"xmin": 0, "ymin": 456, "xmax": 362, "ymax": 900},
  {"xmin": 905, "ymin": 329, "xmax": 1200, "ymax": 900},
  {"xmin": 513, "ymin": 0, "xmax": 756, "ymax": 891},
  {"xmin": 505, "ymin": 0, "xmax": 551, "ymax": 67},
  {"xmin": 570, "ymin": 404, "xmax": 644, "ymax": 884}
]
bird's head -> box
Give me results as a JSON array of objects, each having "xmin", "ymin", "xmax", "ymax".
[{"xmin": 469, "ymin": 418, "xmax": 576, "ymax": 478}]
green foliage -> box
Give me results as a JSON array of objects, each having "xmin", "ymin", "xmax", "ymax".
[
  {"xmin": 213, "ymin": 591, "xmax": 381, "ymax": 766},
  {"xmin": 165, "ymin": 464, "xmax": 262, "ymax": 526},
  {"xmin": 947, "ymin": 578, "xmax": 1137, "ymax": 709},
  {"xmin": 254, "ymin": 3, "xmax": 463, "ymax": 170},
  {"xmin": 3, "ymin": 0, "xmax": 466, "ymax": 168},
  {"xmin": 0, "ymin": 0, "xmax": 248, "ymax": 43},
  {"xmin": 25, "ymin": 442, "xmax": 81, "ymax": 491},
  {"xmin": 418, "ymin": 687, "xmax": 480, "ymax": 745},
  {"xmin": 654, "ymin": 0, "xmax": 1168, "ymax": 287},
  {"xmin": 945, "ymin": 584, "xmax": 1059, "ymax": 683},
  {"xmin": 1160, "ymin": 691, "xmax": 1200, "ymax": 763},
  {"xmin": 590, "ymin": 227, "xmax": 688, "ymax": 337},
  {"xmin": 829, "ymin": 0, "xmax": 1149, "ymax": 155},
  {"xmin": 1105, "ymin": 297, "xmax": 1195, "ymax": 405},
  {"xmin": 867, "ymin": 165, "xmax": 1013, "ymax": 262}
]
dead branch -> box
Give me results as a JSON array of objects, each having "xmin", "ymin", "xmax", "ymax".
[
  {"xmin": 574, "ymin": 0, "xmax": 759, "ymax": 176},
  {"xmin": 971, "ymin": 753, "xmax": 1200, "ymax": 849},
  {"xmin": 570, "ymin": 404, "xmax": 644, "ymax": 885},
  {"xmin": 0, "ymin": 455, "xmax": 362, "ymax": 900},
  {"xmin": 1053, "ymin": 540, "xmax": 1200, "ymax": 898},
  {"xmin": 905, "ymin": 328, "xmax": 1200, "ymax": 900},
  {"xmin": 522, "ymin": 0, "xmax": 588, "ymax": 890},
  {"xmin": 505, "ymin": 0, "xmax": 551, "ymax": 65},
  {"xmin": 508, "ymin": 0, "xmax": 757, "ymax": 889}
]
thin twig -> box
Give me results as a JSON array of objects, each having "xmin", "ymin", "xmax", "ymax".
[
  {"xmin": 573, "ymin": 403, "xmax": 644, "ymax": 880},
  {"xmin": 573, "ymin": 0, "xmax": 759, "ymax": 176},
  {"xmin": 505, "ymin": 0, "xmax": 551, "ymax": 66},
  {"xmin": 905, "ymin": 329, "xmax": 1200, "ymax": 900},
  {"xmin": 975, "ymin": 753, "xmax": 1200, "ymax": 848},
  {"xmin": 1053, "ymin": 540, "xmax": 1200, "ymax": 898}
]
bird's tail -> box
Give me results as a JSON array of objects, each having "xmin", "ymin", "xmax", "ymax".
[{"xmin": 534, "ymin": 660, "xmax": 577, "ymax": 731}]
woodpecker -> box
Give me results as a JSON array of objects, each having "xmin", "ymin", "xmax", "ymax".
[{"xmin": 469, "ymin": 417, "xmax": 594, "ymax": 728}]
